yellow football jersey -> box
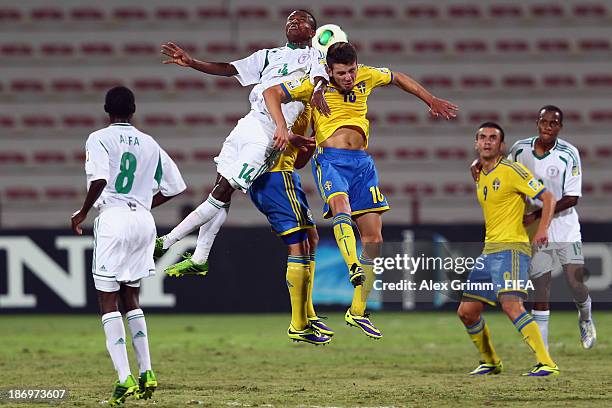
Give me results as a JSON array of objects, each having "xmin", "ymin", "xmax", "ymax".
[
  {"xmin": 476, "ymin": 158, "xmax": 546, "ymax": 255},
  {"xmin": 269, "ymin": 104, "xmax": 312, "ymax": 172},
  {"xmin": 280, "ymin": 65, "xmax": 393, "ymax": 149}
]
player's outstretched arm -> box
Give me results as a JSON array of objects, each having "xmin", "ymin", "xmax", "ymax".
[
  {"xmin": 161, "ymin": 42, "xmax": 238, "ymax": 76},
  {"xmin": 151, "ymin": 193, "xmax": 176, "ymax": 209},
  {"xmin": 71, "ymin": 179, "xmax": 107, "ymax": 235},
  {"xmin": 391, "ymin": 71, "xmax": 458, "ymax": 119},
  {"xmin": 263, "ymin": 85, "xmax": 292, "ymax": 150},
  {"xmin": 532, "ymin": 190, "xmax": 556, "ymax": 246}
]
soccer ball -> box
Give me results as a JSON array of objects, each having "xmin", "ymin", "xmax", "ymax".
[{"xmin": 313, "ymin": 24, "xmax": 348, "ymax": 54}]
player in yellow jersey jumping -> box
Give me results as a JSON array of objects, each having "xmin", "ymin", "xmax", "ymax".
[
  {"xmin": 249, "ymin": 106, "xmax": 333, "ymax": 345},
  {"xmin": 457, "ymin": 122, "xmax": 559, "ymax": 376},
  {"xmin": 263, "ymin": 42, "xmax": 458, "ymax": 338}
]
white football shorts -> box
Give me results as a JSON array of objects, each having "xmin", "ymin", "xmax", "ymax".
[{"xmin": 529, "ymin": 242, "xmax": 585, "ymax": 279}]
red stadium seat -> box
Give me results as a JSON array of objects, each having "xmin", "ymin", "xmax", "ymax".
[
  {"xmin": 41, "ymin": 43, "xmax": 74, "ymax": 56},
  {"xmin": 469, "ymin": 111, "xmax": 500, "ymax": 123},
  {"xmin": 537, "ymin": 39, "xmax": 570, "ymax": 53},
  {"xmin": 30, "ymin": 7, "xmax": 64, "ymax": 21},
  {"xmin": 81, "ymin": 42, "xmax": 114, "ymax": 56},
  {"xmin": 166, "ymin": 150, "xmax": 188, "ymax": 163},
  {"xmin": 183, "ymin": 113, "xmax": 218, "ymax": 126},
  {"xmin": 421, "ymin": 75, "xmax": 453, "ymax": 88},
  {"xmin": 214, "ymin": 78, "xmax": 242, "ymax": 90},
  {"xmin": 197, "ymin": 7, "xmax": 230, "ymax": 19},
  {"xmin": 144, "ymin": 114, "xmax": 177, "ymax": 127},
  {"xmin": 509, "ymin": 110, "xmax": 538, "ymax": 123},
  {"xmin": 590, "ymin": 110, "xmax": 612, "ymax": 123},
  {"xmin": 542, "ymin": 74, "xmax": 576, "ymax": 88},
  {"xmin": 564, "ymin": 110, "xmax": 583, "ymax": 123},
  {"xmin": 174, "ymin": 77, "xmax": 207, "ymax": 92},
  {"xmin": 379, "ymin": 183, "xmax": 396, "ymax": 196},
  {"xmin": 124, "ymin": 42, "xmax": 156, "ymax": 56},
  {"xmin": 368, "ymin": 148, "xmax": 387, "ymax": 160},
  {"xmin": 155, "ymin": 7, "xmax": 189, "ymax": 21},
  {"xmin": 454, "ymin": 40, "xmax": 487, "ymax": 53},
  {"xmin": 45, "ymin": 187, "xmax": 80, "ymax": 200},
  {"xmin": 502, "ymin": 75, "xmax": 536, "ymax": 88},
  {"xmin": 489, "ymin": 4, "xmax": 523, "ymax": 18},
  {"xmin": 278, "ymin": 7, "xmax": 312, "ymax": 19},
  {"xmin": 386, "ymin": 112, "xmax": 419, "ymax": 125},
  {"xmin": 362, "ymin": 6, "xmax": 396, "ymax": 19},
  {"xmin": 371, "ymin": 40, "xmax": 404, "ymax": 53},
  {"xmin": 236, "ymin": 6, "xmax": 269, "ymax": 19},
  {"xmin": 73, "ymin": 151, "xmax": 86, "ymax": 164},
  {"xmin": 575, "ymin": 146, "xmax": 589, "ymax": 159},
  {"xmin": 113, "ymin": 7, "xmax": 148, "ymax": 22},
  {"xmin": 33, "ymin": 151, "xmax": 67, "ymax": 164},
  {"xmin": 0, "ymin": 8, "xmax": 22, "ymax": 22},
  {"xmin": 584, "ymin": 74, "xmax": 612, "ymax": 87},
  {"xmin": 406, "ymin": 5, "xmax": 440, "ymax": 19},
  {"xmin": 574, "ymin": 3, "xmax": 607, "ymax": 18},
  {"xmin": 531, "ymin": 4, "xmax": 564, "ymax": 18},
  {"xmin": 461, "ymin": 75, "xmax": 494, "ymax": 89},
  {"xmin": 448, "ymin": 4, "xmax": 482, "ymax": 18},
  {"xmin": 595, "ymin": 146, "xmax": 612, "ymax": 158},
  {"xmin": 443, "ymin": 182, "xmax": 474, "ymax": 195},
  {"xmin": 91, "ymin": 78, "xmax": 124, "ymax": 92},
  {"xmin": 133, "ymin": 78, "xmax": 167, "ymax": 92},
  {"xmin": 602, "ymin": 182, "xmax": 612, "ymax": 194},
  {"xmin": 70, "ymin": 7, "xmax": 104, "ymax": 21},
  {"xmin": 413, "ymin": 40, "xmax": 445, "ymax": 54},
  {"xmin": 403, "ymin": 183, "xmax": 436, "ymax": 196},
  {"xmin": 52, "ymin": 79, "xmax": 85, "ymax": 93},
  {"xmin": 206, "ymin": 42, "xmax": 238, "ymax": 54},
  {"xmin": 0, "ymin": 115, "xmax": 16, "ymax": 128},
  {"xmin": 366, "ymin": 112, "xmax": 379, "ymax": 125},
  {"xmin": 582, "ymin": 182, "xmax": 595, "ymax": 194},
  {"xmin": 395, "ymin": 147, "xmax": 427, "ymax": 160},
  {"xmin": 1, "ymin": 43, "xmax": 33, "ymax": 57},
  {"xmin": 435, "ymin": 147, "xmax": 468, "ymax": 160},
  {"xmin": 4, "ymin": 187, "xmax": 38, "ymax": 201},
  {"xmin": 495, "ymin": 39, "xmax": 529, "ymax": 53},
  {"xmin": 63, "ymin": 114, "xmax": 97, "ymax": 128},
  {"xmin": 322, "ymin": 6, "xmax": 354, "ymax": 19},
  {"xmin": 11, "ymin": 79, "xmax": 44, "ymax": 93},
  {"xmin": 192, "ymin": 149, "xmax": 217, "ymax": 161},
  {"xmin": 224, "ymin": 113, "xmax": 243, "ymax": 125},
  {"xmin": 0, "ymin": 152, "xmax": 26, "ymax": 165},
  {"xmin": 579, "ymin": 39, "xmax": 611, "ymax": 52}
]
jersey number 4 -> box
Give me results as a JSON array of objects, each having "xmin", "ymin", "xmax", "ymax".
[{"xmin": 115, "ymin": 152, "xmax": 137, "ymax": 194}]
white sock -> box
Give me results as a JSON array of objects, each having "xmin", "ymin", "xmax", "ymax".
[
  {"xmin": 192, "ymin": 207, "xmax": 229, "ymax": 264},
  {"xmin": 532, "ymin": 309, "xmax": 550, "ymax": 350},
  {"xmin": 163, "ymin": 195, "xmax": 228, "ymax": 249},
  {"xmin": 101, "ymin": 311, "xmax": 131, "ymax": 382},
  {"xmin": 126, "ymin": 309, "xmax": 152, "ymax": 374},
  {"xmin": 576, "ymin": 295, "xmax": 592, "ymax": 321}
]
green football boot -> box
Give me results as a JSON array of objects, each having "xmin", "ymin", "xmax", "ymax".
[
  {"xmin": 165, "ymin": 253, "xmax": 208, "ymax": 277},
  {"xmin": 153, "ymin": 237, "xmax": 167, "ymax": 261},
  {"xmin": 108, "ymin": 374, "xmax": 138, "ymax": 406},
  {"xmin": 135, "ymin": 369, "xmax": 157, "ymax": 400}
]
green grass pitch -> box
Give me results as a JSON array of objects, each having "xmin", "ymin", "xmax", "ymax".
[{"xmin": 1, "ymin": 311, "xmax": 610, "ymax": 407}]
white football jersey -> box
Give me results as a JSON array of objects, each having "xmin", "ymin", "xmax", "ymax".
[
  {"xmin": 85, "ymin": 123, "xmax": 186, "ymax": 211},
  {"xmin": 508, "ymin": 136, "xmax": 582, "ymax": 242},
  {"xmin": 231, "ymin": 44, "xmax": 327, "ymax": 128}
]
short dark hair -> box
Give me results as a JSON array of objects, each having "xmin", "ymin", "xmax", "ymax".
[
  {"xmin": 477, "ymin": 121, "xmax": 505, "ymax": 142},
  {"xmin": 326, "ymin": 42, "xmax": 357, "ymax": 68},
  {"xmin": 538, "ymin": 105, "xmax": 563, "ymax": 124},
  {"xmin": 104, "ymin": 86, "xmax": 135, "ymax": 118},
  {"xmin": 296, "ymin": 9, "xmax": 317, "ymax": 30}
]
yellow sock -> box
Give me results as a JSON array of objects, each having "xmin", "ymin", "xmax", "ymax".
[
  {"xmin": 306, "ymin": 254, "xmax": 317, "ymax": 319},
  {"xmin": 286, "ymin": 256, "xmax": 309, "ymax": 330},
  {"xmin": 465, "ymin": 318, "xmax": 500, "ymax": 364},
  {"xmin": 332, "ymin": 212, "xmax": 360, "ymax": 272},
  {"xmin": 514, "ymin": 312, "xmax": 555, "ymax": 367},
  {"xmin": 351, "ymin": 255, "xmax": 375, "ymax": 316}
]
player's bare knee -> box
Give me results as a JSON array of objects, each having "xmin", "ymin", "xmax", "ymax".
[
  {"xmin": 98, "ymin": 291, "xmax": 120, "ymax": 315},
  {"xmin": 500, "ymin": 298, "xmax": 524, "ymax": 319},
  {"xmin": 457, "ymin": 302, "xmax": 480, "ymax": 325},
  {"xmin": 119, "ymin": 285, "xmax": 140, "ymax": 311},
  {"xmin": 211, "ymin": 177, "xmax": 235, "ymax": 203},
  {"xmin": 307, "ymin": 228, "xmax": 319, "ymax": 251},
  {"xmin": 329, "ymin": 195, "xmax": 351, "ymax": 215}
]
